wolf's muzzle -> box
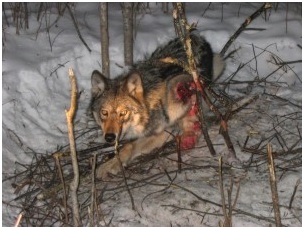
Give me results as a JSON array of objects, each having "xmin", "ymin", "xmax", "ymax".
[{"xmin": 104, "ymin": 133, "xmax": 116, "ymax": 143}]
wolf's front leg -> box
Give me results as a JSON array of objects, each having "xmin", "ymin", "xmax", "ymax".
[{"xmin": 96, "ymin": 131, "xmax": 174, "ymax": 179}]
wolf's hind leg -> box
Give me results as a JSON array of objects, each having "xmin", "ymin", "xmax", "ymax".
[
  {"xmin": 178, "ymin": 96, "xmax": 202, "ymax": 150},
  {"xmin": 96, "ymin": 131, "xmax": 174, "ymax": 179}
]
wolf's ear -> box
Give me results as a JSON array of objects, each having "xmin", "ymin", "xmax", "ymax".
[
  {"xmin": 91, "ymin": 70, "xmax": 107, "ymax": 97},
  {"xmin": 125, "ymin": 72, "xmax": 143, "ymax": 99}
]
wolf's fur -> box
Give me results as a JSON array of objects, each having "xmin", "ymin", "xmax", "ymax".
[{"xmin": 91, "ymin": 34, "xmax": 224, "ymax": 179}]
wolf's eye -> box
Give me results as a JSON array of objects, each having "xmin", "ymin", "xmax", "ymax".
[
  {"xmin": 101, "ymin": 110, "xmax": 108, "ymax": 117},
  {"xmin": 120, "ymin": 110, "xmax": 127, "ymax": 117}
]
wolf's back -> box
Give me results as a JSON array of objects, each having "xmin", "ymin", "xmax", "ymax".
[{"xmin": 134, "ymin": 34, "xmax": 214, "ymax": 85}]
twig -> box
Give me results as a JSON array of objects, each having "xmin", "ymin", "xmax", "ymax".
[
  {"xmin": 53, "ymin": 154, "xmax": 69, "ymax": 224},
  {"xmin": 65, "ymin": 3, "xmax": 91, "ymax": 52},
  {"xmin": 171, "ymin": 182, "xmax": 278, "ymax": 225},
  {"xmin": 251, "ymin": 43, "xmax": 259, "ymax": 76},
  {"xmin": 218, "ymin": 156, "xmax": 231, "ymax": 227},
  {"xmin": 162, "ymin": 204, "xmax": 223, "ymax": 217},
  {"xmin": 14, "ymin": 212, "xmax": 24, "ymax": 227},
  {"xmin": 267, "ymin": 143, "xmax": 282, "ymax": 227},
  {"xmin": 50, "ymin": 60, "xmax": 70, "ymax": 77},
  {"xmin": 220, "ymin": 3, "xmax": 272, "ymax": 56},
  {"xmin": 288, "ymin": 179, "xmax": 300, "ymax": 210},
  {"xmin": 176, "ymin": 136, "xmax": 182, "ymax": 172},
  {"xmin": 114, "ymin": 133, "xmax": 136, "ymax": 211},
  {"xmin": 196, "ymin": 93, "xmax": 216, "ymax": 156},
  {"xmin": 275, "ymin": 60, "xmax": 302, "ymax": 66},
  {"xmin": 89, "ymin": 154, "xmax": 97, "ymax": 227},
  {"xmin": 66, "ymin": 68, "xmax": 81, "ymax": 226},
  {"xmin": 37, "ymin": 3, "xmax": 44, "ymax": 21},
  {"xmin": 201, "ymin": 3, "xmax": 212, "ymax": 17}
]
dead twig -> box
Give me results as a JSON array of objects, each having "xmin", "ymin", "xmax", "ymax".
[
  {"xmin": 220, "ymin": 3, "xmax": 272, "ymax": 56},
  {"xmin": 288, "ymin": 179, "xmax": 300, "ymax": 210},
  {"xmin": 14, "ymin": 212, "xmax": 24, "ymax": 227},
  {"xmin": 267, "ymin": 143, "xmax": 282, "ymax": 227},
  {"xmin": 218, "ymin": 157, "xmax": 232, "ymax": 227},
  {"xmin": 170, "ymin": 182, "xmax": 278, "ymax": 225},
  {"xmin": 66, "ymin": 68, "xmax": 81, "ymax": 226},
  {"xmin": 53, "ymin": 153, "xmax": 69, "ymax": 224},
  {"xmin": 176, "ymin": 136, "xmax": 182, "ymax": 172},
  {"xmin": 114, "ymin": 127, "xmax": 136, "ymax": 211},
  {"xmin": 66, "ymin": 3, "xmax": 91, "ymax": 52},
  {"xmin": 89, "ymin": 154, "xmax": 97, "ymax": 227}
]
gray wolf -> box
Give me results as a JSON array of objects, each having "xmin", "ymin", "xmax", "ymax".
[{"xmin": 91, "ymin": 34, "xmax": 224, "ymax": 179}]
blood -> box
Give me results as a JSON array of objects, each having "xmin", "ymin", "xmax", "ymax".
[
  {"xmin": 176, "ymin": 81, "xmax": 196, "ymax": 103},
  {"xmin": 175, "ymin": 81, "xmax": 203, "ymax": 150}
]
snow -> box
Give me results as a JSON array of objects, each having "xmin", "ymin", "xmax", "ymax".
[{"xmin": 2, "ymin": 3, "xmax": 302, "ymax": 226}]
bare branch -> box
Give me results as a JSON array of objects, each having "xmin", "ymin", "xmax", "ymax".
[
  {"xmin": 114, "ymin": 138, "xmax": 136, "ymax": 211},
  {"xmin": 66, "ymin": 3, "xmax": 91, "ymax": 53},
  {"xmin": 220, "ymin": 3, "xmax": 272, "ymax": 56},
  {"xmin": 54, "ymin": 154, "xmax": 69, "ymax": 224},
  {"xmin": 267, "ymin": 143, "xmax": 282, "ymax": 227},
  {"xmin": 66, "ymin": 68, "xmax": 81, "ymax": 226}
]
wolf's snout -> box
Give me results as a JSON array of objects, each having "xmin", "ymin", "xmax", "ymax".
[{"xmin": 104, "ymin": 133, "xmax": 116, "ymax": 143}]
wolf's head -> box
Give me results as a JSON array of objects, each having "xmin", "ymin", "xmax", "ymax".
[{"xmin": 91, "ymin": 70, "xmax": 149, "ymax": 143}]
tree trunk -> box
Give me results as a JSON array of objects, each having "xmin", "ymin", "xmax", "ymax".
[
  {"xmin": 121, "ymin": 3, "xmax": 134, "ymax": 66},
  {"xmin": 99, "ymin": 3, "xmax": 110, "ymax": 78},
  {"xmin": 162, "ymin": 3, "xmax": 169, "ymax": 14}
]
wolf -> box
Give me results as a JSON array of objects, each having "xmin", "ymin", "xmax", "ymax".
[{"xmin": 91, "ymin": 34, "xmax": 224, "ymax": 179}]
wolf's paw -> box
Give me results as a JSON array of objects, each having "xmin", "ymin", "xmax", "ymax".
[
  {"xmin": 179, "ymin": 122, "xmax": 202, "ymax": 150},
  {"xmin": 180, "ymin": 132, "xmax": 198, "ymax": 150},
  {"xmin": 96, "ymin": 157, "xmax": 121, "ymax": 180}
]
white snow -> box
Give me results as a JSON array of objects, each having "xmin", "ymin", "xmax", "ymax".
[{"xmin": 2, "ymin": 3, "xmax": 302, "ymax": 227}]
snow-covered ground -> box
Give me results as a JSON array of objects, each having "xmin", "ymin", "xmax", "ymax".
[{"xmin": 2, "ymin": 3, "xmax": 302, "ymax": 226}]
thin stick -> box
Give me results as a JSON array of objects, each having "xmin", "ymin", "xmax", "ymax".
[
  {"xmin": 175, "ymin": 135, "xmax": 182, "ymax": 172},
  {"xmin": 54, "ymin": 154, "xmax": 69, "ymax": 224},
  {"xmin": 171, "ymin": 182, "xmax": 278, "ymax": 225},
  {"xmin": 66, "ymin": 3, "xmax": 91, "ymax": 52},
  {"xmin": 14, "ymin": 212, "xmax": 23, "ymax": 227},
  {"xmin": 220, "ymin": 3, "xmax": 272, "ymax": 56},
  {"xmin": 197, "ymin": 93, "xmax": 216, "ymax": 156},
  {"xmin": 89, "ymin": 153, "xmax": 97, "ymax": 227},
  {"xmin": 201, "ymin": 3, "xmax": 211, "ymax": 18},
  {"xmin": 115, "ymin": 140, "xmax": 136, "ymax": 211},
  {"xmin": 267, "ymin": 143, "xmax": 282, "ymax": 227},
  {"xmin": 66, "ymin": 68, "xmax": 81, "ymax": 226},
  {"xmin": 218, "ymin": 156, "xmax": 231, "ymax": 227},
  {"xmin": 288, "ymin": 179, "xmax": 300, "ymax": 210}
]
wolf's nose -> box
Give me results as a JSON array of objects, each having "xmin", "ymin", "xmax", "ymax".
[{"xmin": 104, "ymin": 133, "xmax": 116, "ymax": 143}]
